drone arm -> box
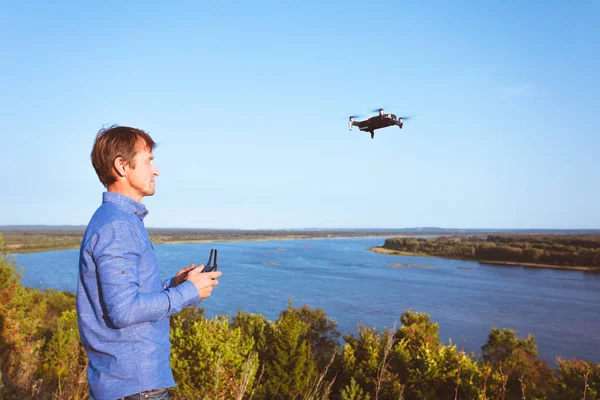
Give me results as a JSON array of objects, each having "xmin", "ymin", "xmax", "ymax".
[{"xmin": 349, "ymin": 116, "xmax": 356, "ymax": 131}]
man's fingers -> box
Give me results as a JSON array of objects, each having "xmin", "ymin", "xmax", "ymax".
[
  {"xmin": 179, "ymin": 265, "xmax": 194, "ymax": 274},
  {"xmin": 177, "ymin": 265, "xmax": 196, "ymax": 277},
  {"xmin": 186, "ymin": 266, "xmax": 221, "ymax": 298},
  {"xmin": 200, "ymin": 278, "xmax": 219, "ymax": 288},
  {"xmin": 190, "ymin": 265, "xmax": 220, "ymax": 277}
]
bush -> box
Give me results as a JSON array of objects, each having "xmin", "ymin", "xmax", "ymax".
[{"xmin": 170, "ymin": 311, "xmax": 258, "ymax": 399}]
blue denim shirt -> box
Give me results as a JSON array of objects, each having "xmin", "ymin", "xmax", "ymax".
[{"xmin": 77, "ymin": 192, "xmax": 200, "ymax": 400}]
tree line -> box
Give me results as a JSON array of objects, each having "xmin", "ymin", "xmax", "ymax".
[
  {"xmin": 382, "ymin": 234, "xmax": 600, "ymax": 269},
  {"xmin": 1, "ymin": 234, "xmax": 598, "ymax": 399}
]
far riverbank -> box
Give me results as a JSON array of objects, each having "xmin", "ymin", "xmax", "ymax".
[
  {"xmin": 2, "ymin": 228, "xmax": 416, "ymax": 254},
  {"xmin": 369, "ymin": 245, "xmax": 599, "ymax": 273}
]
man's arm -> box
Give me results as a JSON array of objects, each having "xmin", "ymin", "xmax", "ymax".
[{"xmin": 94, "ymin": 221, "xmax": 199, "ymax": 329}]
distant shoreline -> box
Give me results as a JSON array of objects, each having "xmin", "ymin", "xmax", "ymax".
[
  {"xmin": 3, "ymin": 232, "xmax": 400, "ymax": 254},
  {"xmin": 368, "ymin": 246, "xmax": 599, "ymax": 272}
]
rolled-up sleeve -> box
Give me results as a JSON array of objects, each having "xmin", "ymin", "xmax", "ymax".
[{"xmin": 94, "ymin": 221, "xmax": 200, "ymax": 329}]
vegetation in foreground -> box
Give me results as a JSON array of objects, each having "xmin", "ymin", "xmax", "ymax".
[
  {"xmin": 375, "ymin": 235, "xmax": 600, "ymax": 272},
  {"xmin": 1, "ymin": 234, "xmax": 599, "ymax": 399}
]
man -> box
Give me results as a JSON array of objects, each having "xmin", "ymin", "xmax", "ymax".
[{"xmin": 76, "ymin": 125, "xmax": 222, "ymax": 400}]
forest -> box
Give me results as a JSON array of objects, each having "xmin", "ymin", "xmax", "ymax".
[
  {"xmin": 380, "ymin": 234, "xmax": 600, "ymax": 271},
  {"xmin": 1, "ymin": 234, "xmax": 599, "ymax": 399}
]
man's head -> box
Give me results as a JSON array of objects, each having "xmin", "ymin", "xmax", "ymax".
[{"xmin": 91, "ymin": 125, "xmax": 160, "ymax": 201}]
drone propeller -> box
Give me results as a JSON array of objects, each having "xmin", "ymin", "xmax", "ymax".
[
  {"xmin": 371, "ymin": 108, "xmax": 385, "ymax": 113},
  {"xmin": 397, "ymin": 116, "xmax": 413, "ymax": 121}
]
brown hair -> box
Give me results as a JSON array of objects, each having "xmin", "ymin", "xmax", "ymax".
[{"xmin": 91, "ymin": 125, "xmax": 157, "ymax": 187}]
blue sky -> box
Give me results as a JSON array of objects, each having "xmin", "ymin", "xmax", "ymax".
[{"xmin": 0, "ymin": 1, "xmax": 598, "ymax": 229}]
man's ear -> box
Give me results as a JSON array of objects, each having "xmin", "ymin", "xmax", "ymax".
[{"xmin": 113, "ymin": 157, "xmax": 127, "ymax": 178}]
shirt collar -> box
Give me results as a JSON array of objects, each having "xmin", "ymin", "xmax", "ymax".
[{"xmin": 102, "ymin": 192, "xmax": 149, "ymax": 221}]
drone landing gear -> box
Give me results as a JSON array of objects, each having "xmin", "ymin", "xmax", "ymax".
[{"xmin": 370, "ymin": 131, "xmax": 374, "ymax": 139}]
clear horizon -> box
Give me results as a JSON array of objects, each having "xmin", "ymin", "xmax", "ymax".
[{"xmin": 1, "ymin": 2, "xmax": 598, "ymax": 229}]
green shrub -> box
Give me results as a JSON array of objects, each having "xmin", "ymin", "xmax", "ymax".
[
  {"xmin": 170, "ymin": 311, "xmax": 258, "ymax": 399},
  {"xmin": 42, "ymin": 310, "xmax": 88, "ymax": 399}
]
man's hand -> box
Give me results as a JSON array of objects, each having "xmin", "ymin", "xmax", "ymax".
[
  {"xmin": 186, "ymin": 265, "xmax": 222, "ymax": 299},
  {"xmin": 173, "ymin": 265, "xmax": 196, "ymax": 287}
]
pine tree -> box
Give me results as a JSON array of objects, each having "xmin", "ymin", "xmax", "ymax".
[{"xmin": 262, "ymin": 308, "xmax": 317, "ymax": 399}]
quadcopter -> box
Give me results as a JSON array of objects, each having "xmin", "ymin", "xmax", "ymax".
[{"xmin": 349, "ymin": 109, "xmax": 409, "ymax": 139}]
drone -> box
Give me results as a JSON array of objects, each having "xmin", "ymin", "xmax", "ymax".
[{"xmin": 349, "ymin": 109, "xmax": 410, "ymax": 139}]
